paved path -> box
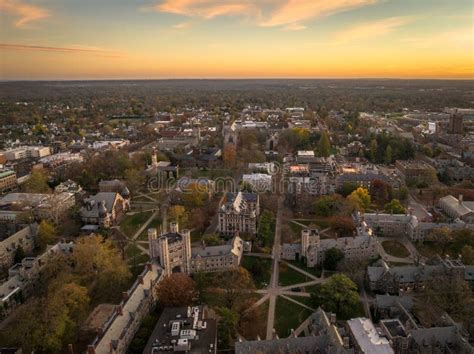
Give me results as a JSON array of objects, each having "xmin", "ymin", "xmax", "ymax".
[
  {"xmin": 284, "ymin": 261, "xmax": 319, "ymax": 281},
  {"xmin": 132, "ymin": 209, "xmax": 160, "ymax": 241},
  {"xmin": 266, "ymin": 195, "xmax": 284, "ymax": 340},
  {"xmin": 280, "ymin": 294, "xmax": 315, "ymax": 312}
]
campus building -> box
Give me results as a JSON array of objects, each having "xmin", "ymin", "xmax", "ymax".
[
  {"xmin": 218, "ymin": 192, "xmax": 260, "ymax": 236},
  {"xmin": 149, "ymin": 222, "xmax": 244, "ymax": 276},
  {"xmin": 281, "ymin": 221, "xmax": 378, "ymax": 268}
]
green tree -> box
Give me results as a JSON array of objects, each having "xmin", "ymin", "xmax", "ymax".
[
  {"xmin": 124, "ymin": 168, "xmax": 145, "ymax": 194},
  {"xmin": 461, "ymin": 245, "xmax": 474, "ymax": 265},
  {"xmin": 202, "ymin": 233, "xmax": 221, "ymax": 246},
  {"xmin": 384, "ymin": 145, "xmax": 393, "ymax": 165},
  {"xmin": 38, "ymin": 220, "xmax": 57, "ymax": 250},
  {"xmin": 310, "ymin": 274, "xmax": 360, "ymax": 319},
  {"xmin": 14, "ymin": 245, "xmax": 26, "ymax": 264},
  {"xmin": 317, "ymin": 131, "xmax": 331, "ymax": 157},
  {"xmin": 370, "ymin": 139, "xmax": 378, "ymax": 162},
  {"xmin": 313, "ymin": 195, "xmax": 343, "ymax": 217},
  {"xmin": 323, "ymin": 248, "xmax": 344, "ymax": 270},
  {"xmin": 384, "ymin": 199, "xmax": 406, "ymax": 214},
  {"xmin": 217, "ymin": 307, "xmax": 239, "ymax": 349}
]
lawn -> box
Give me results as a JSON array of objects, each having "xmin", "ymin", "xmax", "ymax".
[
  {"xmin": 294, "ymin": 218, "xmax": 330, "ymax": 229},
  {"xmin": 120, "ymin": 211, "xmax": 153, "ymax": 238},
  {"xmin": 274, "ymin": 297, "xmax": 312, "ymax": 338},
  {"xmin": 381, "ymin": 240, "xmax": 410, "ymax": 258},
  {"xmin": 286, "ymin": 295, "xmax": 313, "ymax": 308},
  {"xmin": 279, "ymin": 263, "xmax": 309, "ymax": 287},
  {"xmin": 241, "ymin": 256, "xmax": 272, "ymax": 289},
  {"xmin": 137, "ymin": 216, "xmax": 162, "ymax": 241},
  {"xmin": 287, "ymin": 260, "xmax": 322, "ymax": 277}
]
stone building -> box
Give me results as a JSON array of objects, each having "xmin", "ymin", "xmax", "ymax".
[
  {"xmin": 0, "ymin": 224, "xmax": 37, "ymax": 269},
  {"xmin": 281, "ymin": 221, "xmax": 378, "ymax": 268},
  {"xmin": 149, "ymin": 222, "xmax": 244, "ymax": 276},
  {"xmin": 80, "ymin": 191, "xmax": 130, "ymax": 228},
  {"xmin": 0, "ymin": 169, "xmax": 17, "ymax": 194},
  {"xmin": 218, "ymin": 192, "xmax": 260, "ymax": 236}
]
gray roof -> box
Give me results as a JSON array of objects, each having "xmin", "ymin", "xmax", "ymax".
[
  {"xmin": 375, "ymin": 294, "xmax": 413, "ymax": 310},
  {"xmin": 235, "ymin": 335, "xmax": 336, "ymax": 354}
]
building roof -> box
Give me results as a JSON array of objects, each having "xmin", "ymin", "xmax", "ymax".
[
  {"xmin": 439, "ymin": 195, "xmax": 473, "ymax": 218},
  {"xmin": 347, "ymin": 318, "xmax": 394, "ymax": 354}
]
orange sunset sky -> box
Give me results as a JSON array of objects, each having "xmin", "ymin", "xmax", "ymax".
[{"xmin": 0, "ymin": 0, "xmax": 473, "ymax": 80}]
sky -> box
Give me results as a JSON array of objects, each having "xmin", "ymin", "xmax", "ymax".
[{"xmin": 0, "ymin": 0, "xmax": 473, "ymax": 80}]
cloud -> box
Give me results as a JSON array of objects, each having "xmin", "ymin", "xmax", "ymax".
[
  {"xmin": 172, "ymin": 21, "xmax": 192, "ymax": 29},
  {"xmin": 259, "ymin": 0, "xmax": 378, "ymax": 27},
  {"xmin": 334, "ymin": 16, "xmax": 413, "ymax": 43},
  {"xmin": 0, "ymin": 0, "xmax": 50, "ymax": 28},
  {"xmin": 284, "ymin": 23, "xmax": 306, "ymax": 31},
  {"xmin": 153, "ymin": 0, "xmax": 379, "ymax": 28},
  {"xmin": 0, "ymin": 43, "xmax": 125, "ymax": 58},
  {"xmin": 156, "ymin": 0, "xmax": 258, "ymax": 19}
]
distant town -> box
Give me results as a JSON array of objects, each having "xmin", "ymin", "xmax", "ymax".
[{"xmin": 0, "ymin": 79, "xmax": 473, "ymax": 354}]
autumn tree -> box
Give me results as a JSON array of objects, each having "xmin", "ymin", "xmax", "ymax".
[
  {"xmin": 329, "ymin": 216, "xmax": 356, "ymax": 236},
  {"xmin": 37, "ymin": 220, "xmax": 57, "ymax": 250},
  {"xmin": 72, "ymin": 235, "xmax": 131, "ymax": 303},
  {"xmin": 461, "ymin": 245, "xmax": 474, "ymax": 264},
  {"xmin": 426, "ymin": 227, "xmax": 454, "ymax": 255},
  {"xmin": 217, "ymin": 307, "xmax": 239, "ymax": 349},
  {"xmin": 155, "ymin": 273, "xmax": 197, "ymax": 307},
  {"xmin": 419, "ymin": 272, "xmax": 474, "ymax": 326},
  {"xmin": 370, "ymin": 179, "xmax": 392, "ymax": 205},
  {"xmin": 24, "ymin": 169, "xmax": 51, "ymax": 193},
  {"xmin": 370, "ymin": 139, "xmax": 378, "ymax": 162},
  {"xmin": 222, "ymin": 144, "xmax": 236, "ymax": 168},
  {"xmin": 168, "ymin": 205, "xmax": 188, "ymax": 225},
  {"xmin": 181, "ymin": 183, "xmax": 208, "ymax": 207},
  {"xmin": 347, "ymin": 187, "xmax": 371, "ymax": 211}
]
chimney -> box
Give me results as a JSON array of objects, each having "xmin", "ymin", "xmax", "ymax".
[
  {"xmin": 459, "ymin": 194, "xmax": 463, "ymax": 204},
  {"xmin": 117, "ymin": 304, "xmax": 123, "ymax": 316},
  {"xmin": 170, "ymin": 221, "xmax": 178, "ymax": 233}
]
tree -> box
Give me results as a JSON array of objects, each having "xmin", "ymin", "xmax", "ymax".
[
  {"xmin": 313, "ymin": 195, "xmax": 343, "ymax": 217},
  {"xmin": 420, "ymin": 272, "xmax": 473, "ymax": 326},
  {"xmin": 323, "ymin": 247, "xmax": 344, "ymax": 270},
  {"xmin": 181, "ymin": 183, "xmax": 208, "ymax": 207},
  {"xmin": 155, "ymin": 273, "xmax": 197, "ymax": 307},
  {"xmin": 38, "ymin": 220, "xmax": 57, "ymax": 250},
  {"xmin": 310, "ymin": 274, "xmax": 360, "ymax": 319},
  {"xmin": 370, "ymin": 139, "xmax": 378, "ymax": 162},
  {"xmin": 426, "ymin": 227, "xmax": 454, "ymax": 255},
  {"xmin": 317, "ymin": 131, "xmax": 331, "ymax": 157},
  {"xmin": 168, "ymin": 205, "xmax": 187, "ymax": 224},
  {"xmin": 222, "ymin": 144, "xmax": 236, "ymax": 167},
  {"xmin": 347, "ymin": 187, "xmax": 371, "ymax": 211},
  {"xmin": 217, "ymin": 307, "xmax": 238, "ymax": 349},
  {"xmin": 72, "ymin": 235, "xmax": 131, "ymax": 303},
  {"xmin": 384, "ymin": 199, "xmax": 406, "ymax": 214},
  {"xmin": 329, "ymin": 216, "xmax": 356, "ymax": 236},
  {"xmin": 14, "ymin": 245, "xmax": 26, "ymax": 264},
  {"xmin": 461, "ymin": 245, "xmax": 474, "ymax": 265},
  {"xmin": 24, "ymin": 169, "xmax": 51, "ymax": 193},
  {"xmin": 202, "ymin": 233, "xmax": 221, "ymax": 246},
  {"xmin": 384, "ymin": 145, "xmax": 393, "ymax": 165},
  {"xmin": 370, "ymin": 179, "xmax": 392, "ymax": 205},
  {"xmin": 124, "ymin": 168, "xmax": 145, "ymax": 195}
]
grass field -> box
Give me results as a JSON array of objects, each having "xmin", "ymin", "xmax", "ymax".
[
  {"xmin": 381, "ymin": 240, "xmax": 410, "ymax": 258},
  {"xmin": 274, "ymin": 297, "xmax": 312, "ymax": 338},
  {"xmin": 120, "ymin": 211, "xmax": 153, "ymax": 238},
  {"xmin": 241, "ymin": 256, "xmax": 272, "ymax": 288},
  {"xmin": 278, "ymin": 263, "xmax": 309, "ymax": 287}
]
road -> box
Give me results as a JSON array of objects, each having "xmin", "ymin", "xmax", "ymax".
[{"xmin": 266, "ymin": 195, "xmax": 284, "ymax": 340}]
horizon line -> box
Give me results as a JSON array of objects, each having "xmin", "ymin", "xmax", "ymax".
[{"xmin": 1, "ymin": 77, "xmax": 473, "ymax": 82}]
